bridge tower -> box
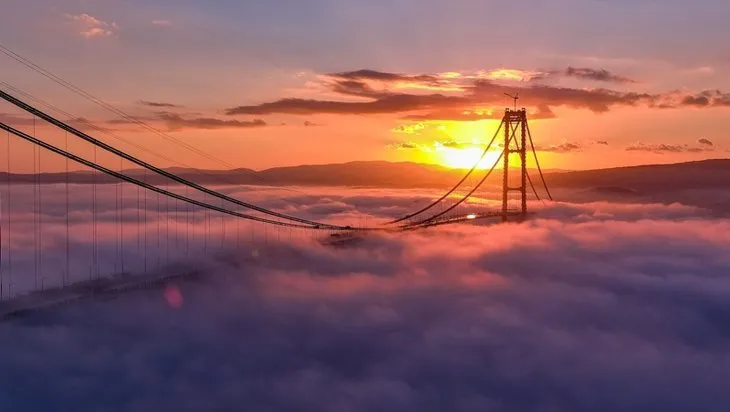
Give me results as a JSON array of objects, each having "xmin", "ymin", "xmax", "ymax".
[{"xmin": 501, "ymin": 108, "xmax": 528, "ymax": 222}]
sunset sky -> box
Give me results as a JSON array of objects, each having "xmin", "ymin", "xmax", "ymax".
[{"xmin": 2, "ymin": 0, "xmax": 730, "ymax": 172}]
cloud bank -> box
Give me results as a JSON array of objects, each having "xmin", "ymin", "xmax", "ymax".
[
  {"xmin": 225, "ymin": 68, "xmax": 730, "ymax": 121},
  {"xmin": 1, "ymin": 183, "xmax": 729, "ymax": 411}
]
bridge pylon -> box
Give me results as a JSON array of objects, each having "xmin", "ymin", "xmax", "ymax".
[{"xmin": 501, "ymin": 108, "xmax": 528, "ymax": 222}]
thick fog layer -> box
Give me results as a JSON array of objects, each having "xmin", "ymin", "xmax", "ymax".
[{"xmin": 1, "ymin": 184, "xmax": 729, "ymax": 411}]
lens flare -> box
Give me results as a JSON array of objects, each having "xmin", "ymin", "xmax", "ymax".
[{"xmin": 163, "ymin": 285, "xmax": 184, "ymax": 309}]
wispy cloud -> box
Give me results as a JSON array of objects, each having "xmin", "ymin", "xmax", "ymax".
[
  {"xmin": 329, "ymin": 69, "xmax": 438, "ymax": 84},
  {"xmin": 64, "ymin": 13, "xmax": 118, "ymax": 38},
  {"xmin": 535, "ymin": 142, "xmax": 583, "ymax": 153},
  {"xmin": 480, "ymin": 68, "xmax": 547, "ymax": 82},
  {"xmin": 698, "ymin": 138, "xmax": 714, "ymax": 147},
  {"xmin": 107, "ymin": 111, "xmax": 266, "ymax": 131},
  {"xmin": 137, "ymin": 100, "xmax": 184, "ymax": 109},
  {"xmin": 563, "ymin": 67, "xmax": 637, "ymax": 84},
  {"xmin": 157, "ymin": 112, "xmax": 266, "ymax": 131},
  {"xmin": 388, "ymin": 141, "xmax": 420, "ymax": 150},
  {"xmin": 625, "ymin": 142, "xmax": 714, "ymax": 154},
  {"xmin": 679, "ymin": 90, "xmax": 730, "ymax": 107},
  {"xmin": 151, "ymin": 20, "xmax": 173, "ymax": 27},
  {"xmin": 391, "ymin": 123, "xmax": 429, "ymax": 135},
  {"xmin": 0, "ymin": 113, "xmax": 37, "ymax": 126}
]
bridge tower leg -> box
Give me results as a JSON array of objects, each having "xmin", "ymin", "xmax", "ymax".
[
  {"xmin": 501, "ymin": 112, "xmax": 510, "ymax": 222},
  {"xmin": 520, "ymin": 109, "xmax": 528, "ymax": 217},
  {"xmin": 501, "ymin": 109, "xmax": 528, "ymax": 222}
]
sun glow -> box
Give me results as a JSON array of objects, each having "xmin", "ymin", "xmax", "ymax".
[
  {"xmin": 429, "ymin": 120, "xmax": 504, "ymax": 169},
  {"xmin": 395, "ymin": 119, "xmax": 508, "ymax": 170},
  {"xmin": 437, "ymin": 146, "xmax": 502, "ymax": 170}
]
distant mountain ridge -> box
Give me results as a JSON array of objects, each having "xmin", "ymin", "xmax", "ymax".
[
  {"xmin": 546, "ymin": 159, "xmax": 730, "ymax": 192},
  {"xmin": 1, "ymin": 159, "xmax": 729, "ymax": 192}
]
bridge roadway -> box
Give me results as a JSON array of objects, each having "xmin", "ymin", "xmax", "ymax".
[
  {"xmin": 414, "ymin": 211, "xmax": 525, "ymax": 228},
  {"xmin": 321, "ymin": 211, "xmax": 526, "ymax": 246},
  {"xmin": 0, "ymin": 266, "xmax": 201, "ymax": 321},
  {"xmin": 0, "ymin": 211, "xmax": 530, "ymax": 318}
]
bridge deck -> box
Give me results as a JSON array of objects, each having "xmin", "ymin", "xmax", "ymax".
[
  {"xmin": 411, "ymin": 211, "xmax": 525, "ymax": 228},
  {"xmin": 0, "ymin": 267, "xmax": 200, "ymax": 321}
]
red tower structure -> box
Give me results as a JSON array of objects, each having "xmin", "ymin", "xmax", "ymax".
[{"xmin": 501, "ymin": 108, "xmax": 528, "ymax": 222}]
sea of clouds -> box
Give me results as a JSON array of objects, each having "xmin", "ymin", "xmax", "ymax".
[{"xmin": 1, "ymin": 183, "xmax": 730, "ymax": 411}]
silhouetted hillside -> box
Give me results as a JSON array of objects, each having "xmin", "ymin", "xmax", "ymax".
[
  {"xmin": 0, "ymin": 162, "xmax": 467, "ymax": 188},
  {"xmin": 544, "ymin": 159, "xmax": 730, "ymax": 193},
  {"xmin": 1, "ymin": 159, "xmax": 729, "ymax": 191}
]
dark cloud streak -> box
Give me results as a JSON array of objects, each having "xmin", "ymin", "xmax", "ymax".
[
  {"xmin": 157, "ymin": 112, "xmax": 266, "ymax": 131},
  {"xmin": 535, "ymin": 142, "xmax": 582, "ymax": 153},
  {"xmin": 226, "ymin": 94, "xmax": 468, "ymax": 116},
  {"xmin": 107, "ymin": 112, "xmax": 267, "ymax": 131},
  {"xmin": 625, "ymin": 142, "xmax": 714, "ymax": 153},
  {"xmin": 137, "ymin": 100, "xmax": 185, "ymax": 108},
  {"xmin": 698, "ymin": 138, "xmax": 714, "ymax": 147},
  {"xmin": 564, "ymin": 67, "xmax": 637, "ymax": 84},
  {"xmin": 329, "ymin": 69, "xmax": 438, "ymax": 84},
  {"xmin": 680, "ymin": 90, "xmax": 730, "ymax": 108}
]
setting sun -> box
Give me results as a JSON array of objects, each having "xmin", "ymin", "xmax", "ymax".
[
  {"xmin": 414, "ymin": 120, "xmax": 506, "ymax": 169},
  {"xmin": 437, "ymin": 146, "xmax": 502, "ymax": 169}
]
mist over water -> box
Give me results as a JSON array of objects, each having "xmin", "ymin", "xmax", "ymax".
[{"xmin": 2, "ymin": 184, "xmax": 730, "ymax": 411}]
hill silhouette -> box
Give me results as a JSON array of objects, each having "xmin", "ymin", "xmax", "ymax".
[{"xmin": 1, "ymin": 159, "xmax": 728, "ymax": 193}]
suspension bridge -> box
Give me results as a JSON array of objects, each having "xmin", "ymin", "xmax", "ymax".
[{"xmin": 0, "ymin": 47, "xmax": 553, "ymax": 316}]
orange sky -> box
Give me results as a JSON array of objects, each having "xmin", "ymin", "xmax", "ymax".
[{"xmin": 1, "ymin": 1, "xmax": 729, "ymax": 173}]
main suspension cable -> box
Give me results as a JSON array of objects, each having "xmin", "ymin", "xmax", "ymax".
[
  {"xmin": 0, "ymin": 121, "xmax": 362, "ymax": 230},
  {"xmin": 388, "ymin": 118, "xmax": 505, "ymax": 224},
  {"xmin": 0, "ymin": 44, "xmax": 235, "ymax": 169},
  {"xmin": 0, "ymin": 90, "xmax": 358, "ymax": 230},
  {"xmin": 0, "ymin": 81, "xmax": 305, "ymax": 196},
  {"xmin": 401, "ymin": 122, "xmax": 520, "ymax": 228},
  {"xmin": 525, "ymin": 122, "xmax": 553, "ymax": 201}
]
